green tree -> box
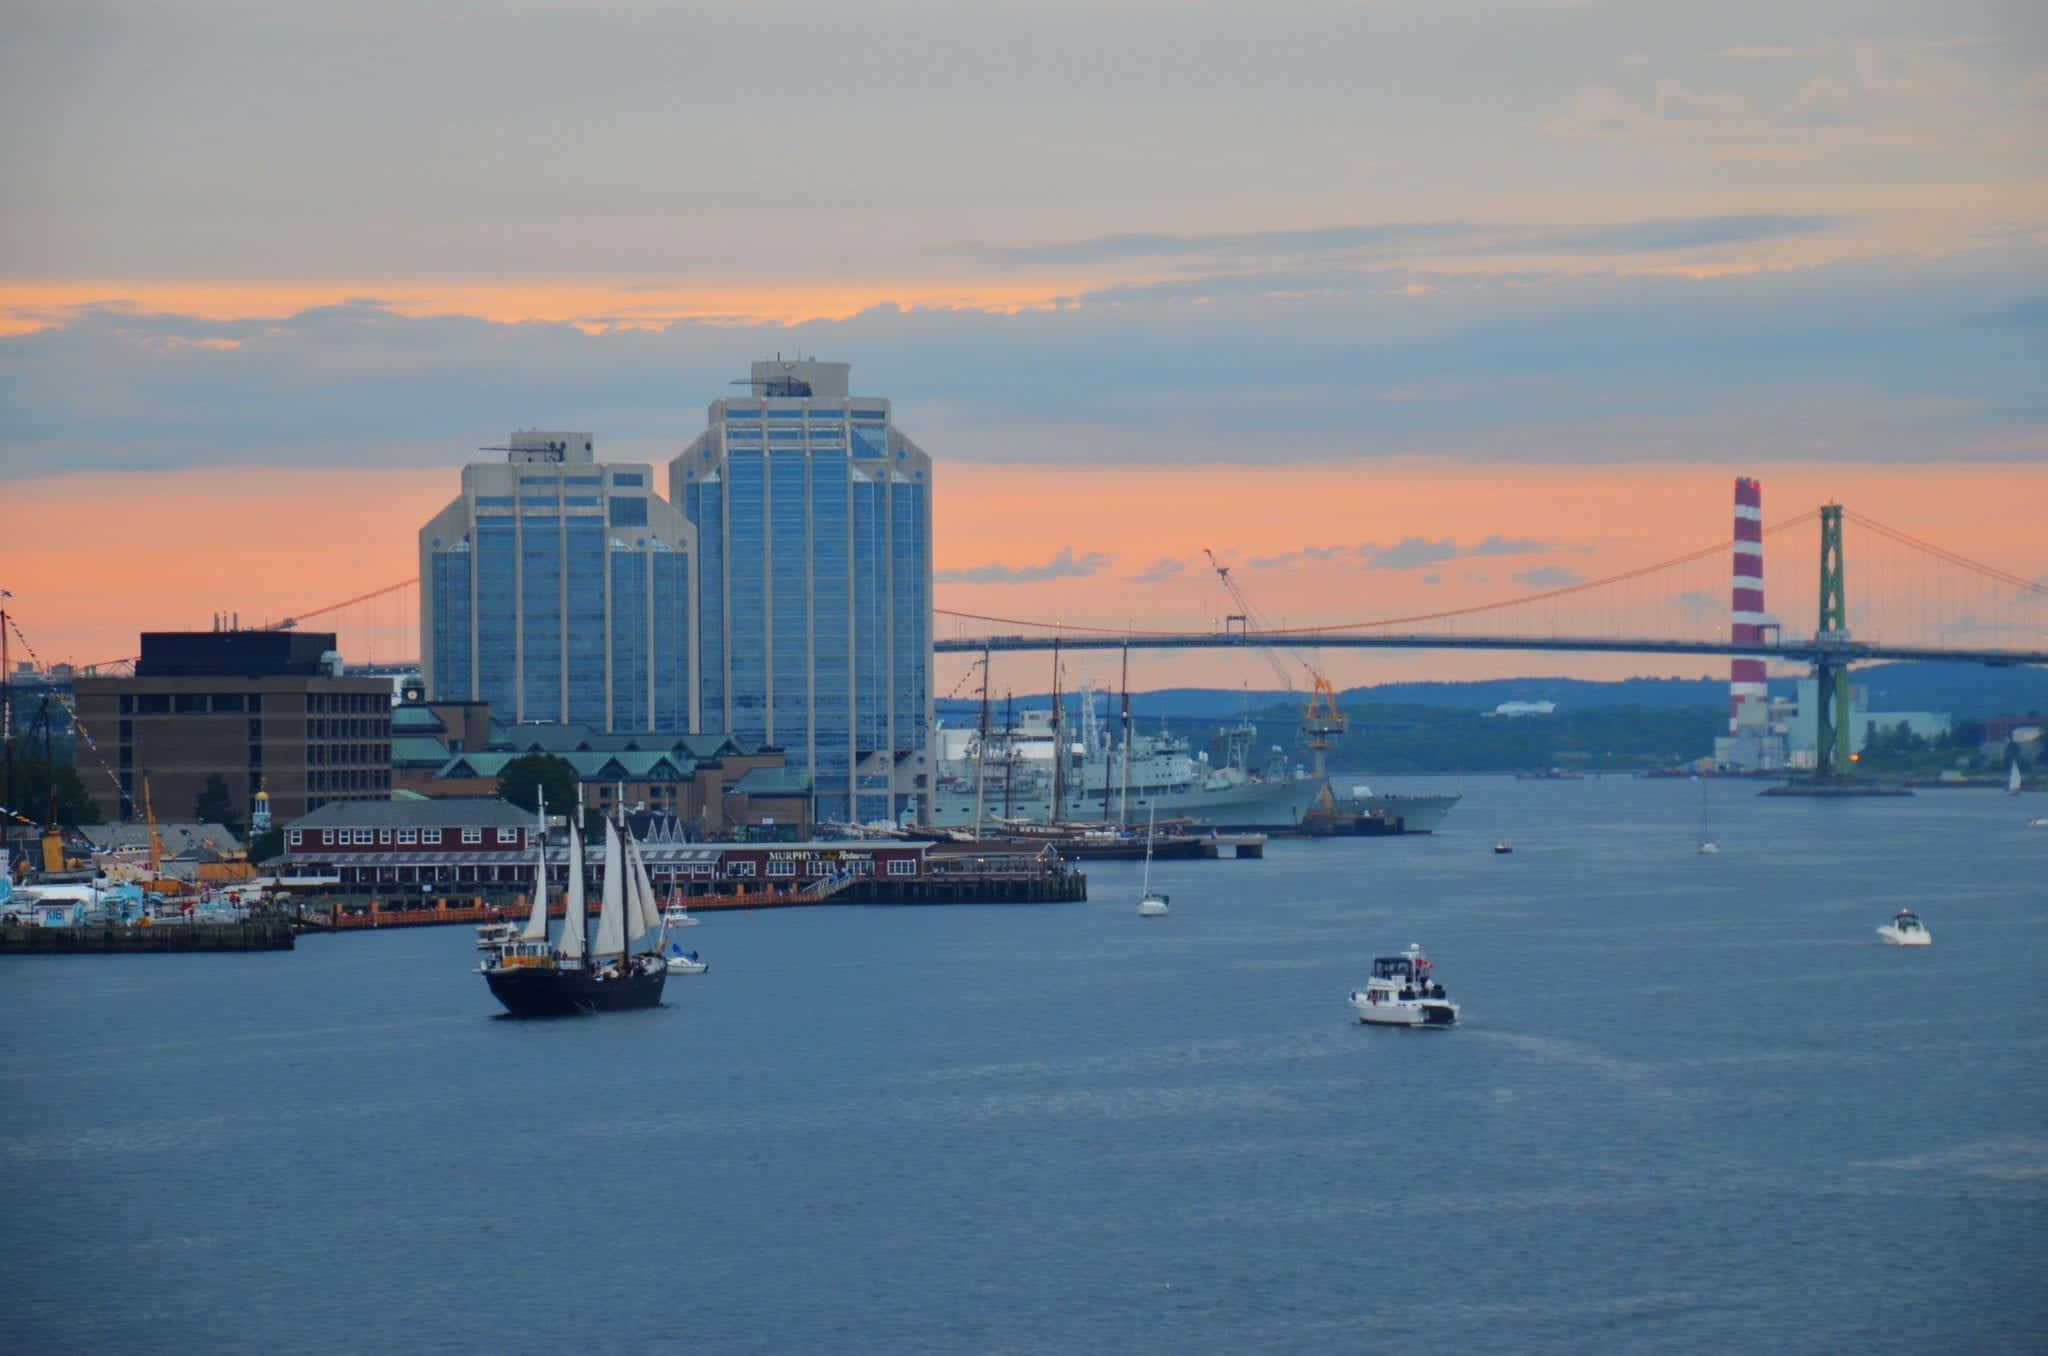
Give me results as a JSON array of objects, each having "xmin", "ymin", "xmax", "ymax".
[
  {"xmin": 497, "ymin": 754, "xmax": 581, "ymax": 819},
  {"xmin": 193, "ymin": 773, "xmax": 239, "ymax": 833},
  {"xmin": 3, "ymin": 741, "xmax": 103, "ymax": 826},
  {"xmin": 248, "ymin": 827, "xmax": 285, "ymax": 863}
]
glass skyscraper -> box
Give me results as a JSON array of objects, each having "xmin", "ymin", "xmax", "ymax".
[
  {"xmin": 670, "ymin": 360, "xmax": 931, "ymax": 824},
  {"xmin": 421, "ymin": 432, "xmax": 695, "ymax": 731}
]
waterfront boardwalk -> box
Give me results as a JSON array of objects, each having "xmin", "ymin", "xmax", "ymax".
[{"xmin": 0, "ymin": 918, "xmax": 296, "ymax": 953}]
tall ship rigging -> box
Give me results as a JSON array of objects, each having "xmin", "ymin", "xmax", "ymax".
[{"xmin": 480, "ymin": 808, "xmax": 667, "ymax": 1017}]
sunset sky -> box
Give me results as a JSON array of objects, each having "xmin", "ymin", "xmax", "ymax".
[{"xmin": 3, "ymin": 1, "xmax": 2044, "ymax": 694}]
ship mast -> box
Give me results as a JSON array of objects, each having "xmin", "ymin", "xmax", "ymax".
[
  {"xmin": 972, "ymin": 642, "xmax": 990, "ymax": 837},
  {"xmin": 1047, "ymin": 638, "xmax": 1063, "ymax": 826},
  {"xmin": 1118, "ymin": 643, "xmax": 1132, "ymax": 828}
]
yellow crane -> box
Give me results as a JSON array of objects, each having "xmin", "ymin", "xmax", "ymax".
[{"xmin": 1203, "ymin": 549, "xmax": 1348, "ymax": 787}]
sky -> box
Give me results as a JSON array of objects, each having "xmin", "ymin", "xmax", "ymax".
[{"xmin": 3, "ymin": 1, "xmax": 2044, "ymax": 691}]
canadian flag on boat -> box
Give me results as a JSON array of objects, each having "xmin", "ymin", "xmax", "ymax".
[{"xmin": 1415, "ymin": 957, "xmax": 1432, "ymax": 971}]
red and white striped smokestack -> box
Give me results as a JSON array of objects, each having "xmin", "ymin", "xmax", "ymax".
[{"xmin": 1730, "ymin": 477, "xmax": 1766, "ymax": 731}]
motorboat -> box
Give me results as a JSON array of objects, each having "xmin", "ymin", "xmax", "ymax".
[
  {"xmin": 1493, "ymin": 843, "xmax": 1513, "ymax": 855},
  {"xmin": 665, "ymin": 943, "xmax": 708, "ymax": 975},
  {"xmin": 1350, "ymin": 944, "xmax": 1459, "ymax": 1027},
  {"xmin": 2028, "ymin": 817, "xmax": 2048, "ymax": 829},
  {"xmin": 662, "ymin": 902, "xmax": 699, "ymax": 929},
  {"xmin": 1876, "ymin": 908, "xmax": 1931, "ymax": 947}
]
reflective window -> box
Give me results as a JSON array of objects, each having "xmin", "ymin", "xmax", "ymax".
[
  {"xmin": 726, "ymin": 454, "xmax": 767, "ymax": 743},
  {"xmin": 431, "ymin": 549, "xmax": 472, "ymax": 700},
  {"xmin": 688, "ymin": 481, "xmax": 724, "ymax": 728},
  {"xmin": 565, "ymin": 518, "xmax": 606, "ymax": 727},
  {"xmin": 522, "ymin": 518, "xmax": 563, "ymax": 721},
  {"xmin": 771, "ymin": 451, "xmax": 808, "ymax": 751}
]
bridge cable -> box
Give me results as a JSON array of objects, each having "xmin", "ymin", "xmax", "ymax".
[
  {"xmin": 1841, "ymin": 510, "xmax": 2048, "ymax": 597},
  {"xmin": 937, "ymin": 508, "xmax": 1824, "ymax": 637}
]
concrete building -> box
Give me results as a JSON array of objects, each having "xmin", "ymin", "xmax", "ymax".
[
  {"xmin": 670, "ymin": 359, "xmax": 933, "ymax": 824},
  {"xmin": 421, "ymin": 431, "xmax": 696, "ymax": 731},
  {"xmin": 70, "ymin": 630, "xmax": 392, "ymax": 826}
]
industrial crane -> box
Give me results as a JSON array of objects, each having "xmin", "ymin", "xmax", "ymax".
[{"xmin": 1203, "ymin": 549, "xmax": 1348, "ymax": 782}]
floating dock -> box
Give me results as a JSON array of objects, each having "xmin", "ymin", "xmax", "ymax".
[{"xmin": 1760, "ymin": 781, "xmax": 1914, "ymax": 798}]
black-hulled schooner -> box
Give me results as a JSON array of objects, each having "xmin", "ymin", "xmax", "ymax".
[{"xmin": 482, "ymin": 812, "xmax": 667, "ymax": 1017}]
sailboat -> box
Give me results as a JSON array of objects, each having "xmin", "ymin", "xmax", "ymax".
[
  {"xmin": 482, "ymin": 814, "xmax": 667, "ymax": 1016},
  {"xmin": 1697, "ymin": 777, "xmax": 1719, "ymax": 854},
  {"xmin": 2009, "ymin": 760, "xmax": 2023, "ymax": 795},
  {"xmin": 1138, "ymin": 806, "xmax": 1169, "ymax": 916}
]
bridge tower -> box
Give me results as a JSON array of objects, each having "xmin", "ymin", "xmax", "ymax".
[{"xmin": 1811, "ymin": 504, "xmax": 1854, "ymax": 779}]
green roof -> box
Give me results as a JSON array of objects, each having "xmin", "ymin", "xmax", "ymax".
[
  {"xmin": 392, "ymin": 705, "xmax": 447, "ymax": 733},
  {"xmin": 436, "ymin": 750, "xmax": 692, "ymax": 782},
  {"xmin": 392, "ymin": 735, "xmax": 453, "ymax": 766},
  {"xmin": 438, "ymin": 752, "xmax": 520, "ymax": 779},
  {"xmin": 675, "ymin": 733, "xmax": 753, "ymax": 760}
]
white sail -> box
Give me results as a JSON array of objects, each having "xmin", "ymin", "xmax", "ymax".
[
  {"xmin": 626, "ymin": 831, "xmax": 662, "ymax": 944},
  {"xmin": 592, "ymin": 817, "xmax": 627, "ymax": 957},
  {"xmin": 557, "ymin": 818, "xmax": 586, "ymax": 960},
  {"xmin": 520, "ymin": 832, "xmax": 551, "ymax": 940},
  {"xmin": 2011, "ymin": 760, "xmax": 2023, "ymax": 794}
]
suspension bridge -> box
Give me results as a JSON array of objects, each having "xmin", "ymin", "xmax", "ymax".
[
  {"xmin": 931, "ymin": 506, "xmax": 2047, "ymax": 779},
  {"xmin": 66, "ymin": 499, "xmax": 2046, "ymax": 781}
]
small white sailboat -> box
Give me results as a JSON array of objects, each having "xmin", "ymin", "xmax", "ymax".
[
  {"xmin": 1697, "ymin": 777, "xmax": 1719, "ymax": 854},
  {"xmin": 1138, "ymin": 807, "xmax": 1168, "ymax": 916},
  {"xmin": 2009, "ymin": 760, "xmax": 2023, "ymax": 795},
  {"xmin": 664, "ymin": 943, "xmax": 708, "ymax": 974},
  {"xmin": 1876, "ymin": 908, "xmax": 1931, "ymax": 947}
]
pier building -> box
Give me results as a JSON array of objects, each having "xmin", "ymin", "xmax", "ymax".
[
  {"xmin": 669, "ymin": 359, "xmax": 933, "ymax": 825},
  {"xmin": 420, "ymin": 431, "xmax": 696, "ymax": 732}
]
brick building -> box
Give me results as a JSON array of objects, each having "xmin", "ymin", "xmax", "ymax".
[{"xmin": 71, "ymin": 630, "xmax": 392, "ymax": 827}]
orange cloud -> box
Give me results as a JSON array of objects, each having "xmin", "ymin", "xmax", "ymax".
[{"xmin": 0, "ymin": 277, "xmax": 1108, "ymax": 337}]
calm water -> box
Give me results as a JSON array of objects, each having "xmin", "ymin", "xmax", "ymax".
[{"xmin": 4, "ymin": 777, "xmax": 2044, "ymax": 1354}]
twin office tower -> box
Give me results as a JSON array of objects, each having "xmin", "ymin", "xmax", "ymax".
[{"xmin": 419, "ymin": 360, "xmax": 933, "ymax": 823}]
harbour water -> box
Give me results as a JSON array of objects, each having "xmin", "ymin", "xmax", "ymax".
[{"xmin": 4, "ymin": 776, "xmax": 2043, "ymax": 1353}]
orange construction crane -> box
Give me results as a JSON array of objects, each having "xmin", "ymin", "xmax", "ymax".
[{"xmin": 1203, "ymin": 549, "xmax": 1348, "ymax": 784}]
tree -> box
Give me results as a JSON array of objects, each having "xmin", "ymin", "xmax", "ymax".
[
  {"xmin": 3, "ymin": 740, "xmax": 102, "ymax": 826},
  {"xmin": 248, "ymin": 827, "xmax": 285, "ymax": 864},
  {"xmin": 497, "ymin": 754, "xmax": 581, "ymax": 820},
  {"xmin": 193, "ymin": 773, "xmax": 239, "ymax": 833}
]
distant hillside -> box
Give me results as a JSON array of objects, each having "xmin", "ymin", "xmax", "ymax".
[{"xmin": 935, "ymin": 661, "xmax": 2045, "ymax": 722}]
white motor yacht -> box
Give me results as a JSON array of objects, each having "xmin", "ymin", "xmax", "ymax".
[
  {"xmin": 662, "ymin": 902, "xmax": 699, "ymax": 929},
  {"xmin": 1351, "ymin": 944, "xmax": 1460, "ymax": 1027},
  {"xmin": 1876, "ymin": 909, "xmax": 1931, "ymax": 947}
]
